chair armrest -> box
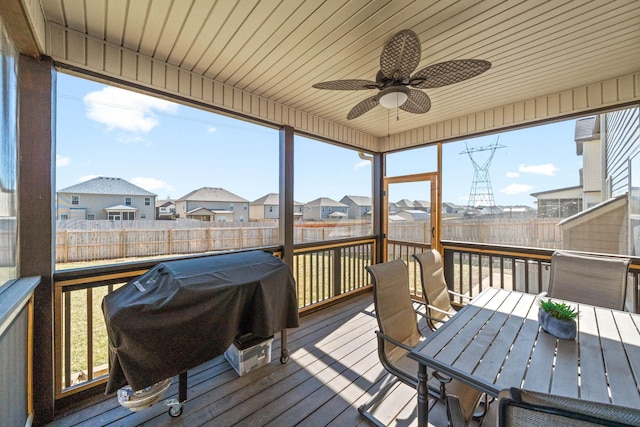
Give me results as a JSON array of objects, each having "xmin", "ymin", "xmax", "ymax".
[
  {"xmin": 428, "ymin": 304, "xmax": 456, "ymax": 317},
  {"xmin": 447, "ymin": 289, "xmax": 472, "ymax": 300},
  {"xmin": 375, "ymin": 330, "xmax": 414, "ymax": 352},
  {"xmin": 446, "ymin": 395, "xmax": 467, "ymax": 427},
  {"xmin": 538, "ymin": 291, "xmax": 548, "ymax": 298}
]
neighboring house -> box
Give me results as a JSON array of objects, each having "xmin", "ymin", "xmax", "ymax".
[
  {"xmin": 174, "ymin": 187, "xmax": 249, "ymax": 222},
  {"xmin": 413, "ymin": 200, "xmax": 430, "ymax": 212},
  {"xmin": 57, "ymin": 177, "xmax": 156, "ymax": 221},
  {"xmin": 442, "ymin": 202, "xmax": 464, "ymax": 214},
  {"xmin": 396, "ymin": 209, "xmax": 429, "ymax": 221},
  {"xmin": 388, "ymin": 214, "xmax": 407, "ymax": 222},
  {"xmin": 575, "ymin": 116, "xmax": 603, "ymax": 209},
  {"xmin": 395, "ymin": 199, "xmax": 415, "ymax": 209},
  {"xmin": 156, "ymin": 199, "xmax": 176, "ymax": 220},
  {"xmin": 340, "ymin": 195, "xmax": 371, "ymax": 220},
  {"xmin": 249, "ymin": 193, "xmax": 303, "ymax": 220},
  {"xmin": 534, "ymin": 107, "xmax": 639, "ymax": 254},
  {"xmin": 531, "ymin": 186, "xmax": 583, "ymax": 218},
  {"xmin": 303, "ymin": 197, "xmax": 348, "ymax": 220}
]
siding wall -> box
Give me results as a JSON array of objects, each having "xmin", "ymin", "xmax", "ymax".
[
  {"xmin": 382, "ymin": 75, "xmax": 640, "ymax": 152},
  {"xmin": 0, "ymin": 278, "xmax": 39, "ymax": 427},
  {"xmin": 46, "ymin": 24, "xmax": 378, "ymax": 152},
  {"xmin": 606, "ymin": 107, "xmax": 640, "ymax": 197},
  {"xmin": 0, "ymin": 302, "xmax": 29, "ymax": 426},
  {"xmin": 46, "ymin": 25, "xmax": 640, "ymax": 154}
]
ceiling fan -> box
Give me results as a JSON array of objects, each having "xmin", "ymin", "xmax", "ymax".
[{"xmin": 312, "ymin": 29, "xmax": 491, "ymax": 119}]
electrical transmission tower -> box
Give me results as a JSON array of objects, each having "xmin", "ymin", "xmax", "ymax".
[{"xmin": 461, "ymin": 138, "xmax": 505, "ymax": 208}]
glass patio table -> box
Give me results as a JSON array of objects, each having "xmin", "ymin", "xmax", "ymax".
[{"xmin": 409, "ymin": 287, "xmax": 640, "ymax": 426}]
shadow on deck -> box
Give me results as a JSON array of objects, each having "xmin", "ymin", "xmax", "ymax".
[{"xmin": 47, "ymin": 292, "xmax": 496, "ymax": 426}]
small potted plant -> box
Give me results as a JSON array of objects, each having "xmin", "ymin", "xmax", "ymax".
[{"xmin": 538, "ymin": 298, "xmax": 578, "ymax": 340}]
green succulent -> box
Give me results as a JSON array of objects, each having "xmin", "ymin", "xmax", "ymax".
[{"xmin": 539, "ymin": 298, "xmax": 578, "ymax": 321}]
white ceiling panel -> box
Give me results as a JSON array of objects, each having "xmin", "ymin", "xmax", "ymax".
[{"xmin": 40, "ymin": 0, "xmax": 640, "ymax": 142}]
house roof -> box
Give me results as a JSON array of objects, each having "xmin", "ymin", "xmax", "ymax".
[
  {"xmin": 304, "ymin": 197, "xmax": 348, "ymax": 207},
  {"xmin": 104, "ymin": 205, "xmax": 137, "ymax": 211},
  {"xmin": 27, "ymin": 1, "xmax": 640, "ymax": 150},
  {"xmin": 156, "ymin": 199, "xmax": 175, "ymax": 207},
  {"xmin": 413, "ymin": 200, "xmax": 430, "ymax": 208},
  {"xmin": 340, "ymin": 195, "xmax": 372, "ymax": 206},
  {"xmin": 530, "ymin": 185, "xmax": 583, "ymax": 198},
  {"xmin": 251, "ymin": 193, "xmax": 302, "ymax": 206},
  {"xmin": 177, "ymin": 187, "xmax": 248, "ymax": 203},
  {"xmin": 58, "ymin": 177, "xmax": 156, "ymax": 196},
  {"xmin": 396, "ymin": 199, "xmax": 415, "ymax": 208},
  {"xmin": 328, "ymin": 211, "xmax": 348, "ymax": 218}
]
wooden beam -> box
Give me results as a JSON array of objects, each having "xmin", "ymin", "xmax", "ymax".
[
  {"xmin": 18, "ymin": 54, "xmax": 54, "ymax": 425},
  {"xmin": 0, "ymin": 0, "xmax": 40, "ymax": 57}
]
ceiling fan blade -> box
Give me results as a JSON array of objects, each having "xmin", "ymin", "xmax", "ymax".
[
  {"xmin": 312, "ymin": 79, "xmax": 378, "ymax": 90},
  {"xmin": 400, "ymin": 89, "xmax": 431, "ymax": 114},
  {"xmin": 380, "ymin": 30, "xmax": 421, "ymax": 80},
  {"xmin": 410, "ymin": 59, "xmax": 491, "ymax": 89},
  {"xmin": 347, "ymin": 96, "xmax": 379, "ymax": 119}
]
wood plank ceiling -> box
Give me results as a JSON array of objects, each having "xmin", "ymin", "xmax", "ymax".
[{"xmin": 40, "ymin": 0, "xmax": 640, "ymax": 144}]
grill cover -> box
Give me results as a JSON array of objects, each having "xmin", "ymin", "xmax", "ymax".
[{"xmin": 102, "ymin": 250, "xmax": 299, "ymax": 394}]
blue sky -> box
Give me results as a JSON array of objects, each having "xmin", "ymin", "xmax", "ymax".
[{"xmin": 56, "ymin": 73, "xmax": 581, "ymax": 207}]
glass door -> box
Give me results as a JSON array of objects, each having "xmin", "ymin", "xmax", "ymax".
[{"xmin": 383, "ymin": 173, "xmax": 439, "ymax": 261}]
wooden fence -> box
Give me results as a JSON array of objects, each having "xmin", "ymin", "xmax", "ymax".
[{"xmin": 55, "ymin": 218, "xmax": 563, "ymax": 264}]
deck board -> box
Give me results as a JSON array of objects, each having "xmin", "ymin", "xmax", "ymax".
[{"xmin": 47, "ymin": 292, "xmax": 494, "ymax": 427}]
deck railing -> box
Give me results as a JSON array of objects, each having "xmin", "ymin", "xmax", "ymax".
[
  {"xmin": 53, "ymin": 237, "xmax": 640, "ymax": 408},
  {"xmin": 52, "ymin": 238, "xmax": 375, "ymax": 405}
]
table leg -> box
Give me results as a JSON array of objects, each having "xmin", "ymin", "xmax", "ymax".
[{"xmin": 417, "ymin": 362, "xmax": 428, "ymax": 427}]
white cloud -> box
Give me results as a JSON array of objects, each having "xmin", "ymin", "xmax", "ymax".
[
  {"xmin": 207, "ymin": 126, "xmax": 217, "ymax": 133},
  {"xmin": 116, "ymin": 134, "xmax": 147, "ymax": 143},
  {"xmin": 518, "ymin": 163, "xmax": 558, "ymax": 176},
  {"xmin": 130, "ymin": 177, "xmax": 174, "ymax": 193},
  {"xmin": 500, "ymin": 183, "xmax": 534, "ymax": 195},
  {"xmin": 353, "ymin": 160, "xmax": 370, "ymax": 170},
  {"xmin": 506, "ymin": 171, "xmax": 520, "ymax": 178},
  {"xmin": 83, "ymin": 87, "xmax": 178, "ymax": 133},
  {"xmin": 56, "ymin": 154, "xmax": 71, "ymax": 167}
]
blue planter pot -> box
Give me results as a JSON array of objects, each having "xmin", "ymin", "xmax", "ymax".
[{"xmin": 538, "ymin": 308, "xmax": 576, "ymax": 340}]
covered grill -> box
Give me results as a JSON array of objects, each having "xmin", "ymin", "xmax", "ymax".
[{"xmin": 102, "ymin": 250, "xmax": 299, "ymax": 399}]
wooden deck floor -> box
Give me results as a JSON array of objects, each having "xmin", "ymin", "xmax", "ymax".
[{"xmin": 46, "ymin": 292, "xmax": 495, "ymax": 427}]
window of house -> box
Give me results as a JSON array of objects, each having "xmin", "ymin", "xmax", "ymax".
[
  {"xmin": 125, "ymin": 197, "xmax": 132, "ymax": 206},
  {"xmin": 87, "ymin": 214, "xmax": 94, "ymax": 220},
  {"xmin": 60, "ymin": 214, "xmax": 69, "ymax": 220},
  {"xmin": 72, "ymin": 195, "xmax": 79, "ymax": 205},
  {"xmin": 145, "ymin": 197, "xmax": 150, "ymax": 206},
  {"xmin": 229, "ymin": 204, "xmax": 234, "ymax": 210},
  {"xmin": 123, "ymin": 212, "xmax": 134, "ymax": 220},
  {"xmin": 140, "ymin": 213, "xmax": 146, "ymax": 219}
]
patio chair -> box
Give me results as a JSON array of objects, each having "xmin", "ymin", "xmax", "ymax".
[
  {"xmin": 359, "ymin": 259, "xmax": 485, "ymax": 427},
  {"xmin": 496, "ymin": 387, "xmax": 640, "ymax": 426},
  {"xmin": 413, "ymin": 249, "xmax": 472, "ymax": 331},
  {"xmin": 546, "ymin": 251, "xmax": 631, "ymax": 311}
]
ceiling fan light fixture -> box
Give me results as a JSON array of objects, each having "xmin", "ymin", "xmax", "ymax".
[{"xmin": 378, "ymin": 87, "xmax": 409, "ymax": 108}]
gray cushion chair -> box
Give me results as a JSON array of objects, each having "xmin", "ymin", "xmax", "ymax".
[
  {"xmin": 359, "ymin": 259, "xmax": 485, "ymax": 426},
  {"xmin": 546, "ymin": 250, "xmax": 631, "ymax": 311},
  {"xmin": 413, "ymin": 249, "xmax": 472, "ymax": 331}
]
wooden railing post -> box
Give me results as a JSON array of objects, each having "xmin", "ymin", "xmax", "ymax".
[
  {"xmin": 443, "ymin": 248, "xmax": 455, "ymax": 292},
  {"xmin": 333, "ymin": 247, "xmax": 342, "ymax": 297}
]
